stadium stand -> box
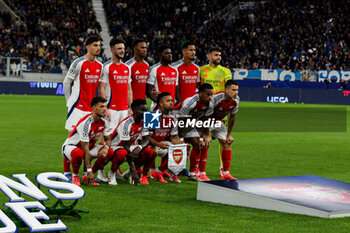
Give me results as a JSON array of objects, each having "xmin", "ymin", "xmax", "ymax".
[
  {"xmin": 103, "ymin": 0, "xmax": 349, "ymax": 72},
  {"xmin": 103, "ymin": 0, "xmax": 232, "ymax": 65},
  {"xmin": 0, "ymin": 0, "xmax": 101, "ymax": 73},
  {"xmin": 0, "ymin": 0, "xmax": 348, "ymax": 75}
]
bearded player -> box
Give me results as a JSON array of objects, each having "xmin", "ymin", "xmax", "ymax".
[
  {"xmin": 200, "ymin": 46, "xmax": 233, "ymax": 176},
  {"xmin": 61, "ymin": 97, "xmax": 114, "ymax": 186},
  {"xmin": 206, "ymin": 79, "xmax": 239, "ymax": 180},
  {"xmin": 148, "ymin": 92, "xmax": 184, "ymax": 184}
]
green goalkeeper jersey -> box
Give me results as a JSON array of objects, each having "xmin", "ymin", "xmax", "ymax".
[{"xmin": 200, "ymin": 64, "xmax": 232, "ymax": 93}]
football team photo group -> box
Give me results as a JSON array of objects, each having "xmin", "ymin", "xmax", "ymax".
[{"xmin": 62, "ymin": 35, "xmax": 240, "ymax": 187}]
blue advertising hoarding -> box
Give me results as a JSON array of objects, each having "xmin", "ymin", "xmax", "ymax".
[
  {"xmin": 233, "ymin": 69, "xmax": 350, "ymax": 82},
  {"xmin": 0, "ymin": 81, "xmax": 64, "ymax": 95}
]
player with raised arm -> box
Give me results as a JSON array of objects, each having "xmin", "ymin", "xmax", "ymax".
[
  {"xmin": 148, "ymin": 92, "xmax": 184, "ymax": 184},
  {"xmin": 107, "ymin": 99, "xmax": 153, "ymax": 185},
  {"xmin": 125, "ymin": 38, "xmax": 149, "ymax": 101},
  {"xmin": 146, "ymin": 45, "xmax": 180, "ymax": 110},
  {"xmin": 177, "ymin": 83, "xmax": 214, "ymax": 181},
  {"xmin": 61, "ymin": 97, "xmax": 114, "ymax": 186},
  {"xmin": 62, "ymin": 35, "xmax": 102, "ymax": 181},
  {"xmin": 172, "ymin": 41, "xmax": 200, "ymax": 101}
]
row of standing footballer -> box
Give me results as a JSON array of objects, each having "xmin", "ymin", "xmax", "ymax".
[{"xmin": 61, "ymin": 36, "xmax": 239, "ymax": 186}]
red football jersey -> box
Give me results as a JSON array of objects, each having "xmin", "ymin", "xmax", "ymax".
[
  {"xmin": 179, "ymin": 94, "xmax": 214, "ymax": 119},
  {"xmin": 65, "ymin": 56, "xmax": 102, "ymax": 111},
  {"xmin": 64, "ymin": 113, "xmax": 110, "ymax": 149},
  {"xmin": 210, "ymin": 92, "xmax": 239, "ymax": 120},
  {"xmin": 172, "ymin": 59, "xmax": 200, "ymax": 101},
  {"xmin": 111, "ymin": 116, "xmax": 149, "ymax": 146},
  {"xmin": 147, "ymin": 63, "xmax": 178, "ymax": 101},
  {"xmin": 100, "ymin": 61, "xmax": 131, "ymax": 110},
  {"xmin": 150, "ymin": 114, "xmax": 178, "ymax": 142},
  {"xmin": 125, "ymin": 58, "xmax": 149, "ymax": 100}
]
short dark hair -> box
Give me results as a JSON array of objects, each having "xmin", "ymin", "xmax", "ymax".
[
  {"xmin": 199, "ymin": 83, "xmax": 213, "ymax": 92},
  {"xmin": 109, "ymin": 38, "xmax": 125, "ymax": 48},
  {"xmin": 131, "ymin": 99, "xmax": 147, "ymax": 110},
  {"xmin": 157, "ymin": 44, "xmax": 170, "ymax": 55},
  {"xmin": 225, "ymin": 79, "xmax": 238, "ymax": 88},
  {"xmin": 132, "ymin": 38, "xmax": 146, "ymax": 48},
  {"xmin": 208, "ymin": 47, "xmax": 222, "ymax": 54},
  {"xmin": 91, "ymin": 96, "xmax": 107, "ymax": 107},
  {"xmin": 85, "ymin": 35, "xmax": 101, "ymax": 46},
  {"xmin": 157, "ymin": 92, "xmax": 172, "ymax": 104},
  {"xmin": 181, "ymin": 41, "xmax": 195, "ymax": 50}
]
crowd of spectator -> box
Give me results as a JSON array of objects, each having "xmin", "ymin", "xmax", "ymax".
[
  {"xmin": 205, "ymin": 0, "xmax": 349, "ymax": 71},
  {"xmin": 104, "ymin": 0, "xmax": 349, "ymax": 72},
  {"xmin": 0, "ymin": 0, "xmax": 349, "ymax": 74},
  {"xmin": 103, "ymin": 0, "xmax": 232, "ymax": 65},
  {"xmin": 0, "ymin": 0, "xmax": 101, "ymax": 73}
]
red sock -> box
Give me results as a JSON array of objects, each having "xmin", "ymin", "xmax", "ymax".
[
  {"xmin": 92, "ymin": 148, "xmax": 114, "ymax": 173},
  {"xmin": 70, "ymin": 148, "xmax": 84, "ymax": 175},
  {"xmin": 140, "ymin": 147, "xmax": 154, "ymax": 176},
  {"xmin": 159, "ymin": 157, "xmax": 168, "ymax": 172},
  {"xmin": 189, "ymin": 146, "xmax": 201, "ymax": 173},
  {"xmin": 149, "ymin": 157, "xmax": 156, "ymax": 169},
  {"xmin": 221, "ymin": 149, "xmax": 232, "ymax": 172},
  {"xmin": 199, "ymin": 148, "xmax": 208, "ymax": 173},
  {"xmin": 63, "ymin": 157, "xmax": 71, "ymax": 173},
  {"xmin": 111, "ymin": 149, "xmax": 127, "ymax": 172}
]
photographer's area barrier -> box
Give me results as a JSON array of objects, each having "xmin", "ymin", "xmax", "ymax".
[
  {"xmin": 0, "ymin": 81, "xmax": 64, "ymax": 95},
  {"xmin": 0, "ymin": 81, "xmax": 348, "ymax": 105},
  {"xmin": 197, "ymin": 176, "xmax": 350, "ymax": 218},
  {"xmin": 239, "ymin": 87, "xmax": 350, "ymax": 105}
]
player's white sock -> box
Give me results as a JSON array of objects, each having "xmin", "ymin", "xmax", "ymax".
[
  {"xmin": 155, "ymin": 168, "xmax": 162, "ymax": 173},
  {"xmin": 223, "ymin": 171, "xmax": 230, "ymax": 175},
  {"xmin": 200, "ymin": 172, "xmax": 206, "ymax": 175},
  {"xmin": 64, "ymin": 172, "xmax": 71, "ymax": 175},
  {"xmin": 73, "ymin": 173, "xmax": 79, "ymax": 177},
  {"xmin": 189, "ymin": 172, "xmax": 196, "ymax": 176}
]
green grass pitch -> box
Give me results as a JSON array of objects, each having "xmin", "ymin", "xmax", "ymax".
[{"xmin": 0, "ymin": 95, "xmax": 350, "ymax": 233}]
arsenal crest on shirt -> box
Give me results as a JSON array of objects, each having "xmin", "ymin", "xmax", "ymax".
[{"xmin": 168, "ymin": 144, "xmax": 188, "ymax": 175}]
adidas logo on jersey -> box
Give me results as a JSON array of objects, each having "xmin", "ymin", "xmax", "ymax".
[
  {"xmin": 135, "ymin": 70, "xmax": 140, "ymax": 74},
  {"xmin": 124, "ymin": 70, "xmax": 128, "ymax": 73},
  {"xmin": 182, "ymin": 71, "xmax": 187, "ymax": 74},
  {"xmin": 161, "ymin": 72, "xmax": 165, "ymax": 76},
  {"xmin": 113, "ymin": 70, "xmax": 118, "ymax": 74},
  {"xmin": 146, "ymin": 70, "xmax": 149, "ymax": 72},
  {"xmin": 194, "ymin": 70, "xmax": 197, "ymax": 73},
  {"xmin": 85, "ymin": 68, "xmax": 90, "ymax": 72},
  {"xmin": 96, "ymin": 69, "xmax": 100, "ymax": 72},
  {"xmin": 172, "ymin": 72, "xmax": 175, "ymax": 75}
]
